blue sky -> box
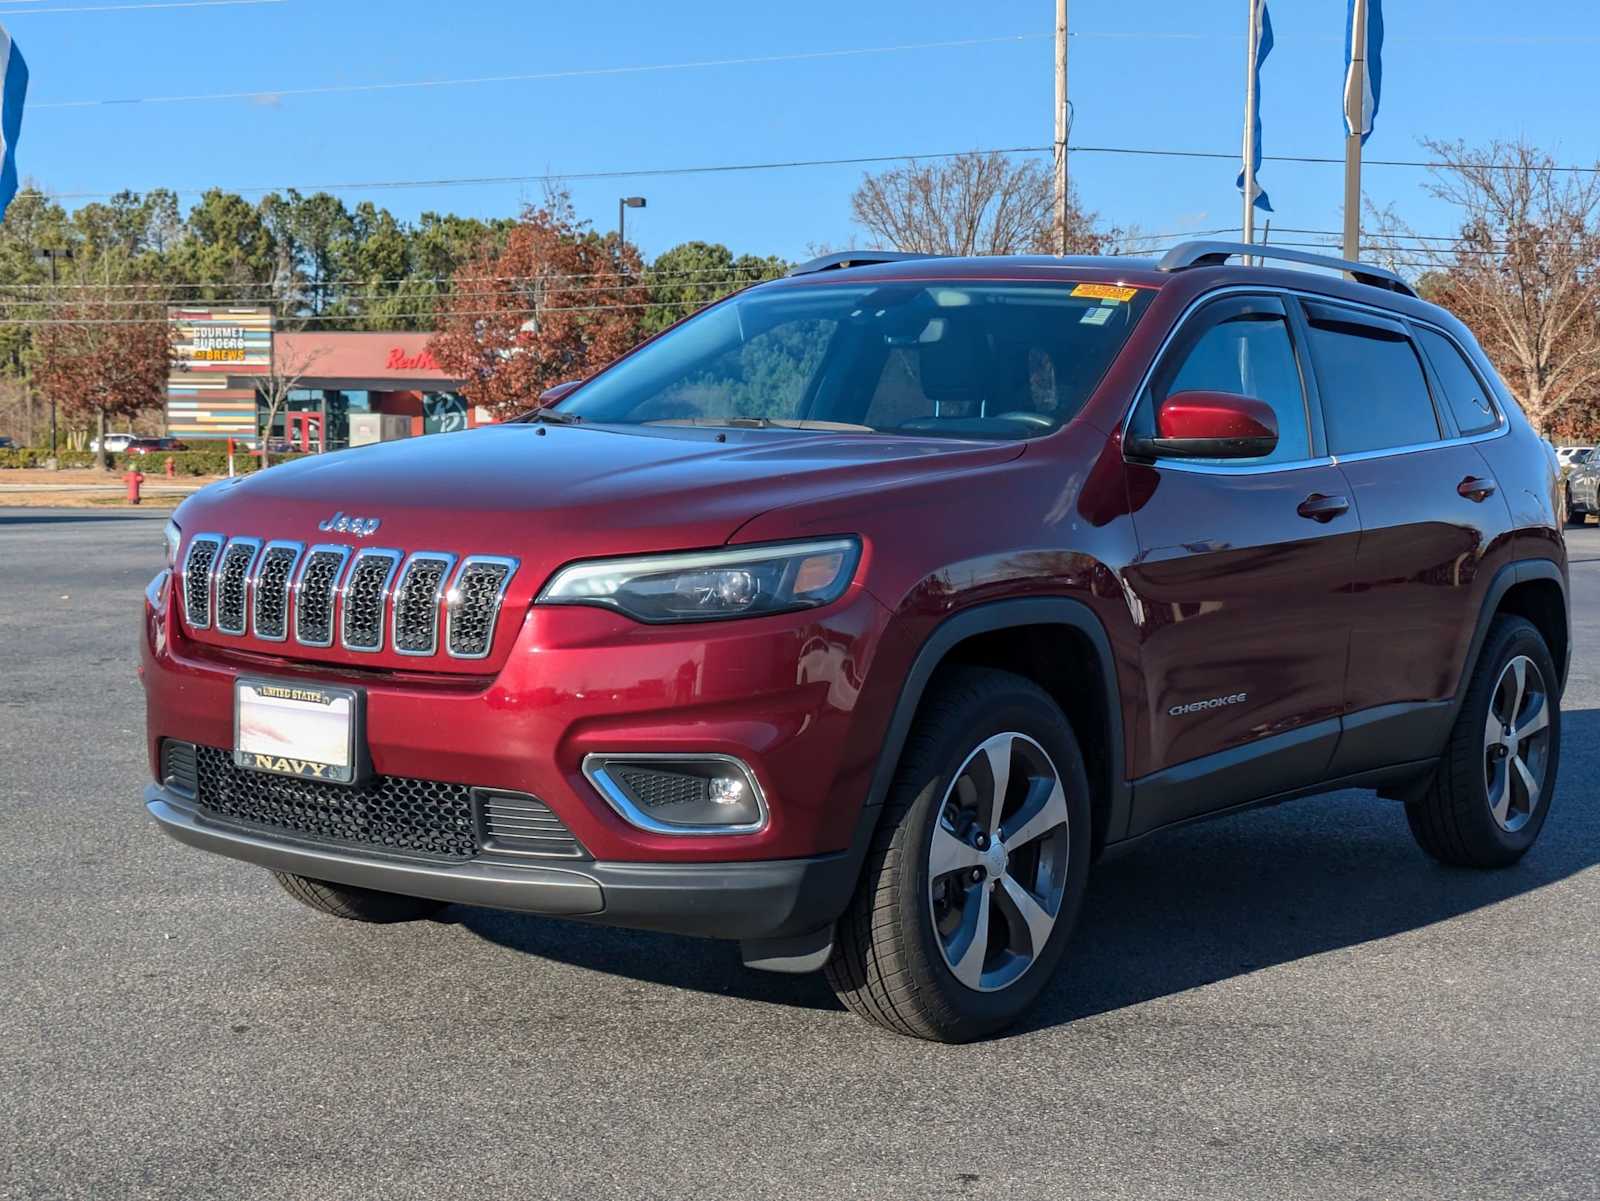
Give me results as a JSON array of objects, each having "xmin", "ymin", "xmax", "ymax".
[{"xmin": 7, "ymin": 0, "xmax": 1599, "ymax": 263}]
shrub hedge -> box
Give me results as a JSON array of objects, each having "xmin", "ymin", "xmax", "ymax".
[{"xmin": 0, "ymin": 448, "xmax": 306, "ymax": 474}]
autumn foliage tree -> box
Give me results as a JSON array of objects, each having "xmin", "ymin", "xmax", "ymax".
[
  {"xmin": 1371, "ymin": 139, "xmax": 1600, "ymax": 436},
  {"xmin": 31, "ymin": 287, "xmax": 172, "ymax": 469},
  {"xmin": 428, "ymin": 199, "xmax": 650, "ymax": 417}
]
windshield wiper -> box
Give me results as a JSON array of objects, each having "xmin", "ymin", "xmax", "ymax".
[
  {"xmin": 522, "ymin": 408, "xmax": 583, "ymax": 425},
  {"xmin": 644, "ymin": 417, "xmax": 877, "ymax": 433}
]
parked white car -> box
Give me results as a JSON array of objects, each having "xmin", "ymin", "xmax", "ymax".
[
  {"xmin": 89, "ymin": 433, "xmax": 136, "ymax": 454},
  {"xmin": 1556, "ymin": 445, "xmax": 1594, "ymax": 467}
]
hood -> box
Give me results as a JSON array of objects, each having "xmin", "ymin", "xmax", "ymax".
[
  {"xmin": 170, "ymin": 423, "xmax": 1022, "ymax": 674},
  {"xmin": 179, "ymin": 422, "xmax": 1023, "ymax": 560}
]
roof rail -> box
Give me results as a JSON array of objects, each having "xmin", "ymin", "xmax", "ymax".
[
  {"xmin": 786, "ymin": 250, "xmax": 944, "ymax": 277},
  {"xmin": 1156, "ymin": 240, "xmax": 1417, "ymax": 298}
]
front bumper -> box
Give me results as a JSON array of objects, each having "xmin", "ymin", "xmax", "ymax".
[{"xmin": 145, "ymin": 784, "xmax": 856, "ymax": 942}]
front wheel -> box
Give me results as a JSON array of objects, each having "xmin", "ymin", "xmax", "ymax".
[
  {"xmin": 273, "ymin": 872, "xmax": 448, "ymax": 923},
  {"xmin": 825, "ymin": 668, "xmax": 1092, "ymax": 1042}
]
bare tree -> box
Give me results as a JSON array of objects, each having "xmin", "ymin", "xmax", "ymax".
[
  {"xmin": 1380, "ymin": 139, "xmax": 1600, "ymax": 435},
  {"xmin": 851, "ymin": 151, "xmax": 1106, "ymax": 257},
  {"xmin": 257, "ymin": 336, "xmax": 329, "ymax": 466}
]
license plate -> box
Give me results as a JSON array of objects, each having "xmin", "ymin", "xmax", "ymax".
[{"xmin": 234, "ymin": 678, "xmax": 363, "ymax": 784}]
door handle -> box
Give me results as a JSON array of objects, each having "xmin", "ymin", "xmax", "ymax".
[
  {"xmin": 1457, "ymin": 475, "xmax": 1497, "ymax": 502},
  {"xmin": 1297, "ymin": 493, "xmax": 1350, "ymax": 522}
]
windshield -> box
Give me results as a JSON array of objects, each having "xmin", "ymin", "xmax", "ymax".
[{"xmin": 558, "ymin": 280, "xmax": 1154, "ymax": 440}]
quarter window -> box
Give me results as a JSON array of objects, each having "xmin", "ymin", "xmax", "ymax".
[
  {"xmin": 1305, "ymin": 311, "xmax": 1441, "ymax": 455},
  {"xmin": 1415, "ymin": 327, "xmax": 1499, "ymax": 435}
]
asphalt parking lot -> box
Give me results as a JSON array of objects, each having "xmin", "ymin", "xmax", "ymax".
[{"xmin": 3, "ymin": 508, "xmax": 1598, "ymax": 1201}]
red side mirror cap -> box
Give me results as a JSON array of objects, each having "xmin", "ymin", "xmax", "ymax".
[{"xmin": 1129, "ymin": 390, "xmax": 1280, "ymax": 460}]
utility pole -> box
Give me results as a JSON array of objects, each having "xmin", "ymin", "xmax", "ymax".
[
  {"xmin": 1241, "ymin": 0, "xmax": 1261, "ymax": 260},
  {"xmin": 1054, "ymin": 0, "xmax": 1069, "ymax": 255},
  {"xmin": 1342, "ymin": 0, "xmax": 1369, "ymax": 262}
]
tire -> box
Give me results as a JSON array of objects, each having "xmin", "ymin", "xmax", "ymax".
[
  {"xmin": 825, "ymin": 668, "xmax": 1092, "ymax": 1042},
  {"xmin": 1405, "ymin": 616, "xmax": 1561, "ymax": 868},
  {"xmin": 272, "ymin": 872, "xmax": 448, "ymax": 923}
]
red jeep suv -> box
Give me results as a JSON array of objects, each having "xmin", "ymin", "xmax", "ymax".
[{"xmin": 141, "ymin": 242, "xmax": 1568, "ymax": 1042}]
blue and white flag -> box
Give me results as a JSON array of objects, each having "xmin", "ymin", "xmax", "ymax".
[
  {"xmin": 1343, "ymin": 0, "xmax": 1384, "ymax": 144},
  {"xmin": 0, "ymin": 25, "xmax": 27, "ymax": 221},
  {"xmin": 1235, "ymin": 0, "xmax": 1274, "ymax": 213}
]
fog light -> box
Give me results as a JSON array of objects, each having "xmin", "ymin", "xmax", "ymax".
[
  {"xmin": 709, "ymin": 775, "xmax": 746, "ymax": 806},
  {"xmin": 583, "ymin": 754, "xmax": 767, "ymax": 835}
]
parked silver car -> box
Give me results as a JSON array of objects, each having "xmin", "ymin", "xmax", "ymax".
[{"xmin": 1568, "ymin": 449, "xmax": 1600, "ymax": 524}]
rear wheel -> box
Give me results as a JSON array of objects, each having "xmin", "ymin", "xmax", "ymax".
[
  {"xmin": 273, "ymin": 872, "xmax": 447, "ymax": 923},
  {"xmin": 1406, "ymin": 616, "xmax": 1560, "ymax": 868},
  {"xmin": 825, "ymin": 669, "xmax": 1091, "ymax": 1042}
]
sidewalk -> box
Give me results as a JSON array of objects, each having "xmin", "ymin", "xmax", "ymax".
[{"xmin": 0, "ymin": 468, "xmax": 221, "ymax": 507}]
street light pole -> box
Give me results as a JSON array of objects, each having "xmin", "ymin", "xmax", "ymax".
[
  {"xmin": 617, "ymin": 196, "xmax": 646, "ymax": 270},
  {"xmin": 1054, "ymin": 0, "xmax": 1068, "ymax": 255},
  {"xmin": 37, "ymin": 247, "xmax": 73, "ymax": 456}
]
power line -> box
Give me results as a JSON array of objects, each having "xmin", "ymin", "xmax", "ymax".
[
  {"xmin": 38, "ymin": 140, "xmax": 1600, "ymax": 204},
  {"xmin": 31, "ymin": 33, "xmax": 1051, "ymax": 110}
]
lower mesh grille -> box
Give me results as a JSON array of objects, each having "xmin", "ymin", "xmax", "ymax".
[
  {"xmin": 615, "ymin": 766, "xmax": 715, "ymax": 809},
  {"xmin": 169, "ymin": 742, "xmax": 587, "ymax": 862},
  {"xmin": 192, "ymin": 743, "xmax": 478, "ymax": 860}
]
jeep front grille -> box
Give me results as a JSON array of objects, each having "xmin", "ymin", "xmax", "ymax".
[{"xmin": 178, "ymin": 533, "xmax": 516, "ymax": 661}]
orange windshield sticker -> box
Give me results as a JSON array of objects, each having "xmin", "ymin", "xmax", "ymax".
[{"xmin": 1071, "ymin": 283, "xmax": 1139, "ymax": 302}]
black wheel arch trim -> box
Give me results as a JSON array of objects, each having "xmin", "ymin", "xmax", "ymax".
[
  {"xmin": 1452, "ymin": 559, "xmax": 1570, "ymax": 721},
  {"xmin": 848, "ymin": 596, "xmax": 1130, "ymax": 856}
]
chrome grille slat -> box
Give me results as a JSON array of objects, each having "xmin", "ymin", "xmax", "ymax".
[
  {"xmin": 292, "ymin": 545, "xmax": 352, "ymax": 649},
  {"xmin": 212, "ymin": 537, "xmax": 262, "ymax": 636},
  {"xmin": 340, "ymin": 548, "xmax": 403, "ymax": 653},
  {"xmin": 180, "ymin": 534, "xmax": 224, "ymax": 630},
  {"xmin": 446, "ymin": 556, "xmax": 519, "ymax": 660},
  {"xmin": 249, "ymin": 542, "xmax": 303, "ymax": 642},
  {"xmin": 391, "ymin": 552, "xmax": 456, "ymax": 657}
]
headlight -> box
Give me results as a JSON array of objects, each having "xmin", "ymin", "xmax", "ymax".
[
  {"xmin": 163, "ymin": 519, "xmax": 181, "ymax": 570},
  {"xmin": 537, "ymin": 537, "xmax": 861, "ymax": 623}
]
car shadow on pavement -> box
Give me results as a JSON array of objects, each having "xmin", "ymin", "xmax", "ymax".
[{"xmin": 456, "ymin": 707, "xmax": 1600, "ymax": 1030}]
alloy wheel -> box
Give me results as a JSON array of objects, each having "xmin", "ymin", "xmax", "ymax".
[
  {"xmin": 927, "ymin": 732, "xmax": 1071, "ymax": 993},
  {"xmin": 1483, "ymin": 654, "xmax": 1552, "ymax": 833}
]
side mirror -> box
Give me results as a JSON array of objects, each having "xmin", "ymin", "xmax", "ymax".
[
  {"xmin": 1126, "ymin": 390, "xmax": 1279, "ymax": 460},
  {"xmin": 539, "ymin": 380, "xmax": 583, "ymax": 406}
]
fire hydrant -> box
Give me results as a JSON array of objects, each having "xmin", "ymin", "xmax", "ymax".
[
  {"xmin": 124, "ymin": 467, "xmax": 144, "ymax": 506},
  {"xmin": 163, "ymin": 455, "xmax": 176, "ymax": 479}
]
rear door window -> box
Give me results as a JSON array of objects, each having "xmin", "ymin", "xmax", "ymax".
[
  {"xmin": 1303, "ymin": 304, "xmax": 1442, "ymax": 455},
  {"xmin": 1415, "ymin": 327, "xmax": 1500, "ymax": 435}
]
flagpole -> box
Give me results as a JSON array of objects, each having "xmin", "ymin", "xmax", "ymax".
[
  {"xmin": 1241, "ymin": 0, "xmax": 1260, "ymax": 263},
  {"xmin": 1342, "ymin": 0, "xmax": 1369, "ymax": 262}
]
